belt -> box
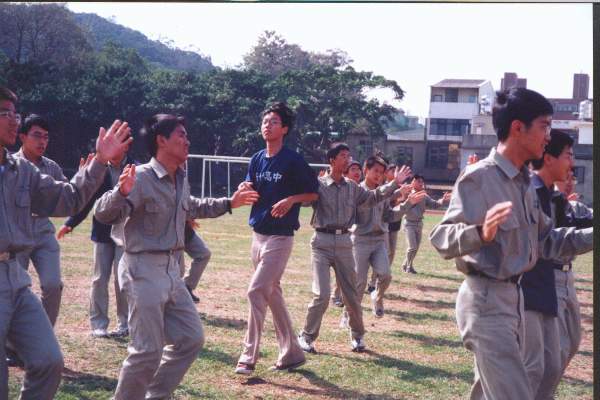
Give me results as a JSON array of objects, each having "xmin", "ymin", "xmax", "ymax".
[
  {"xmin": 316, "ymin": 227, "xmax": 349, "ymax": 235},
  {"xmin": 0, "ymin": 251, "xmax": 15, "ymax": 262},
  {"xmin": 553, "ymin": 264, "xmax": 572, "ymax": 272},
  {"xmin": 467, "ymin": 269, "xmax": 522, "ymax": 284},
  {"xmin": 126, "ymin": 248, "xmax": 184, "ymax": 256}
]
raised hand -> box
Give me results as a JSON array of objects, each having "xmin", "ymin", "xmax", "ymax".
[
  {"xmin": 118, "ymin": 164, "xmax": 136, "ymax": 197},
  {"xmin": 394, "ymin": 165, "xmax": 412, "ymax": 185},
  {"xmin": 407, "ymin": 189, "xmax": 427, "ymax": 205},
  {"xmin": 78, "ymin": 153, "xmax": 95, "ymax": 171},
  {"xmin": 56, "ymin": 225, "xmax": 72, "ymax": 239},
  {"xmin": 480, "ymin": 201, "xmax": 513, "ymax": 243},
  {"xmin": 96, "ymin": 120, "xmax": 133, "ymax": 165},
  {"xmin": 230, "ymin": 188, "xmax": 259, "ymax": 209},
  {"xmin": 442, "ymin": 191, "xmax": 452, "ymax": 203}
]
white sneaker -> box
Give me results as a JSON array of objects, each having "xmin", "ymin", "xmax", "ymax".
[
  {"xmin": 109, "ymin": 327, "xmax": 129, "ymax": 338},
  {"xmin": 297, "ymin": 334, "xmax": 316, "ymax": 353},
  {"xmin": 339, "ymin": 311, "xmax": 350, "ymax": 329},
  {"xmin": 351, "ymin": 337, "xmax": 366, "ymax": 352},
  {"xmin": 370, "ymin": 291, "xmax": 384, "ymax": 318},
  {"xmin": 91, "ymin": 328, "xmax": 109, "ymax": 338}
]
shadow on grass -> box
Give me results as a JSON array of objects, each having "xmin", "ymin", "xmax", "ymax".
[
  {"xmin": 386, "ymin": 308, "xmax": 453, "ymax": 322},
  {"xmin": 575, "ymin": 277, "xmax": 593, "ymax": 285},
  {"xmin": 415, "ymin": 284, "xmax": 457, "ymax": 294},
  {"xmin": 578, "ymin": 350, "xmax": 592, "ymax": 358},
  {"xmin": 385, "ymin": 293, "xmax": 455, "ymax": 310},
  {"xmin": 198, "ymin": 346, "xmax": 237, "ymax": 365},
  {"xmin": 575, "ymin": 286, "xmax": 592, "ymax": 293},
  {"xmin": 391, "ymin": 330, "xmax": 463, "ymax": 349},
  {"xmin": 60, "ymin": 368, "xmax": 117, "ymax": 397},
  {"xmin": 419, "ymin": 272, "xmax": 464, "ymax": 284},
  {"xmin": 562, "ymin": 375, "xmax": 593, "ymax": 388},
  {"xmin": 202, "ymin": 315, "xmax": 247, "ymax": 331}
]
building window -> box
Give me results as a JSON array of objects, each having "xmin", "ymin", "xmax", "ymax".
[
  {"xmin": 394, "ymin": 146, "xmax": 413, "ymax": 167},
  {"xmin": 359, "ymin": 140, "xmax": 373, "ymax": 159},
  {"xmin": 555, "ymin": 103, "xmax": 577, "ymax": 113},
  {"xmin": 426, "ymin": 142, "xmax": 449, "ymax": 169},
  {"xmin": 447, "ymin": 143, "xmax": 460, "ymax": 170},
  {"xmin": 445, "ymin": 89, "xmax": 458, "ymax": 103},
  {"xmin": 429, "ymin": 119, "xmax": 470, "ymax": 136},
  {"xmin": 431, "ymin": 94, "xmax": 443, "ymax": 102},
  {"xmin": 573, "ymin": 166, "xmax": 585, "ymax": 184},
  {"xmin": 467, "ymin": 95, "xmax": 477, "ymax": 103}
]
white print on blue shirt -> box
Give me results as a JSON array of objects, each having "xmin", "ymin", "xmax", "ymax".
[{"xmin": 256, "ymin": 171, "xmax": 283, "ymax": 183}]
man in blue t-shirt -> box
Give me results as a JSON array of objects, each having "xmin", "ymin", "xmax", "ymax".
[{"xmin": 235, "ymin": 102, "xmax": 319, "ymax": 375}]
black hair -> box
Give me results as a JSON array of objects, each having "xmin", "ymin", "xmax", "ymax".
[
  {"xmin": 0, "ymin": 86, "xmax": 17, "ymax": 103},
  {"xmin": 326, "ymin": 142, "xmax": 350, "ymax": 163},
  {"xmin": 412, "ymin": 174, "xmax": 424, "ymax": 181},
  {"xmin": 344, "ymin": 160, "xmax": 361, "ymax": 173},
  {"xmin": 364, "ymin": 155, "xmax": 387, "ymax": 170},
  {"xmin": 492, "ymin": 88, "xmax": 553, "ymax": 142},
  {"xmin": 140, "ymin": 114, "xmax": 185, "ymax": 157},
  {"xmin": 386, "ymin": 163, "xmax": 397, "ymax": 171},
  {"xmin": 19, "ymin": 114, "xmax": 49, "ymax": 135},
  {"xmin": 261, "ymin": 102, "xmax": 295, "ymax": 133},
  {"xmin": 530, "ymin": 129, "xmax": 574, "ymax": 170}
]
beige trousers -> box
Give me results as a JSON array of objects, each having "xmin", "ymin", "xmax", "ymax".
[
  {"xmin": 401, "ymin": 222, "xmax": 422, "ymax": 269},
  {"xmin": 238, "ymin": 233, "xmax": 305, "ymax": 367},
  {"xmin": 180, "ymin": 232, "xmax": 211, "ymax": 290},
  {"xmin": 301, "ymin": 232, "xmax": 365, "ymax": 341},
  {"xmin": 114, "ymin": 252, "xmax": 204, "ymax": 400},
  {"xmin": 456, "ymin": 275, "xmax": 532, "ymax": 400},
  {"xmin": 352, "ymin": 234, "xmax": 392, "ymax": 310}
]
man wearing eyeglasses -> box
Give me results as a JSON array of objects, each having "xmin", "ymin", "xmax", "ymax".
[
  {"xmin": 13, "ymin": 115, "xmax": 67, "ymax": 333},
  {"xmin": 0, "ymin": 86, "xmax": 131, "ymax": 399}
]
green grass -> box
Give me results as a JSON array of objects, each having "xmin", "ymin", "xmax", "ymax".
[{"xmin": 9, "ymin": 209, "xmax": 593, "ymax": 399}]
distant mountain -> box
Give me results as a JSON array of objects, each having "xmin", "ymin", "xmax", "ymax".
[{"xmin": 73, "ymin": 12, "xmax": 214, "ymax": 72}]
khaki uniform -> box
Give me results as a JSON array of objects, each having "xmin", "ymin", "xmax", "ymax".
[
  {"xmin": 351, "ymin": 182, "xmax": 403, "ymax": 311},
  {"xmin": 0, "ymin": 150, "xmax": 108, "ymax": 399},
  {"xmin": 300, "ymin": 175, "xmax": 397, "ymax": 343},
  {"xmin": 95, "ymin": 157, "xmax": 231, "ymax": 400},
  {"xmin": 430, "ymin": 148, "xmax": 593, "ymax": 400},
  {"xmin": 14, "ymin": 149, "xmax": 67, "ymax": 326},
  {"xmin": 178, "ymin": 229, "xmax": 211, "ymax": 290},
  {"xmin": 399, "ymin": 193, "xmax": 443, "ymax": 271}
]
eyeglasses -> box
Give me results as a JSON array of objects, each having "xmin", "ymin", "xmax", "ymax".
[
  {"xmin": 0, "ymin": 110, "xmax": 21, "ymax": 124},
  {"xmin": 28, "ymin": 132, "xmax": 49, "ymax": 141}
]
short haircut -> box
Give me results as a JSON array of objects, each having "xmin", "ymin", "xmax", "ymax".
[
  {"xmin": 364, "ymin": 155, "xmax": 387, "ymax": 170},
  {"xmin": 492, "ymin": 88, "xmax": 553, "ymax": 142},
  {"xmin": 530, "ymin": 129, "xmax": 574, "ymax": 170},
  {"xmin": 19, "ymin": 114, "xmax": 49, "ymax": 135},
  {"xmin": 386, "ymin": 163, "xmax": 397, "ymax": 171},
  {"xmin": 140, "ymin": 114, "xmax": 185, "ymax": 157},
  {"xmin": 345, "ymin": 160, "xmax": 361, "ymax": 173},
  {"xmin": 413, "ymin": 174, "xmax": 424, "ymax": 181},
  {"xmin": 326, "ymin": 142, "xmax": 350, "ymax": 163},
  {"xmin": 261, "ymin": 102, "xmax": 295, "ymax": 132},
  {"xmin": 0, "ymin": 86, "xmax": 17, "ymax": 103}
]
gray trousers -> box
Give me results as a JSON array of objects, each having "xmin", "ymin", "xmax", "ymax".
[
  {"xmin": 114, "ymin": 252, "xmax": 204, "ymax": 400},
  {"xmin": 456, "ymin": 276, "xmax": 532, "ymax": 400},
  {"xmin": 179, "ymin": 233, "xmax": 211, "ymax": 290},
  {"xmin": 0, "ymin": 258, "xmax": 63, "ymax": 400},
  {"xmin": 387, "ymin": 229, "xmax": 399, "ymax": 266},
  {"xmin": 90, "ymin": 242, "xmax": 128, "ymax": 331},
  {"xmin": 15, "ymin": 231, "xmax": 62, "ymax": 327},
  {"xmin": 301, "ymin": 232, "xmax": 365, "ymax": 341},
  {"xmin": 522, "ymin": 310, "xmax": 561, "ymax": 400},
  {"xmin": 401, "ymin": 222, "xmax": 422, "ymax": 269},
  {"xmin": 550, "ymin": 269, "xmax": 581, "ymax": 394},
  {"xmin": 352, "ymin": 234, "xmax": 392, "ymax": 310}
]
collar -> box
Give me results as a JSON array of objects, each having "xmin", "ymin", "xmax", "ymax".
[
  {"xmin": 531, "ymin": 173, "xmax": 547, "ymax": 190},
  {"xmin": 488, "ymin": 147, "xmax": 530, "ymax": 183},
  {"xmin": 323, "ymin": 173, "xmax": 347, "ymax": 187},
  {"xmin": 15, "ymin": 148, "xmax": 47, "ymax": 168},
  {"xmin": 149, "ymin": 157, "xmax": 183, "ymax": 180}
]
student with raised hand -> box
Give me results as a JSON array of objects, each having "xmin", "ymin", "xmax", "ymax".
[
  {"xmin": 297, "ymin": 142, "xmax": 411, "ymax": 354},
  {"xmin": 234, "ymin": 102, "xmax": 319, "ymax": 375},
  {"xmin": 94, "ymin": 113, "xmax": 258, "ymax": 399},
  {"xmin": 429, "ymin": 88, "xmax": 593, "ymax": 400},
  {"xmin": 0, "ymin": 86, "xmax": 131, "ymax": 400}
]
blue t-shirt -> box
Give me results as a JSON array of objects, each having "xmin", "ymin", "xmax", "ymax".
[{"xmin": 245, "ymin": 146, "xmax": 318, "ymax": 236}]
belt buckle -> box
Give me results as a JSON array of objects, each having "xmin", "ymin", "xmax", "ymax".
[
  {"xmin": 0, "ymin": 252, "xmax": 10, "ymax": 262},
  {"xmin": 335, "ymin": 229, "xmax": 342, "ymax": 235},
  {"xmin": 562, "ymin": 265, "xmax": 570, "ymax": 272}
]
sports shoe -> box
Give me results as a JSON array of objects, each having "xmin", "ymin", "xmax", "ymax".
[
  {"xmin": 370, "ymin": 290, "xmax": 383, "ymax": 318},
  {"xmin": 91, "ymin": 328, "xmax": 109, "ymax": 338},
  {"xmin": 109, "ymin": 327, "xmax": 129, "ymax": 338},
  {"xmin": 405, "ymin": 266, "xmax": 417, "ymax": 274},
  {"xmin": 235, "ymin": 362, "xmax": 255, "ymax": 375},
  {"xmin": 297, "ymin": 334, "xmax": 316, "ymax": 353},
  {"xmin": 187, "ymin": 286, "xmax": 200, "ymax": 303},
  {"xmin": 269, "ymin": 358, "xmax": 306, "ymax": 372},
  {"xmin": 351, "ymin": 337, "xmax": 366, "ymax": 352},
  {"xmin": 333, "ymin": 298, "xmax": 344, "ymax": 308},
  {"xmin": 339, "ymin": 311, "xmax": 349, "ymax": 329},
  {"xmin": 366, "ymin": 285, "xmax": 375, "ymax": 294}
]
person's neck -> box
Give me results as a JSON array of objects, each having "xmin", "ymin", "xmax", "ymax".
[
  {"xmin": 22, "ymin": 147, "xmax": 42, "ymax": 164},
  {"xmin": 330, "ymin": 168, "xmax": 344, "ymax": 183},
  {"xmin": 265, "ymin": 139, "xmax": 283, "ymax": 157},
  {"xmin": 536, "ymin": 169, "xmax": 555, "ymax": 189},
  {"xmin": 496, "ymin": 141, "xmax": 527, "ymax": 170},
  {"xmin": 156, "ymin": 153, "xmax": 180, "ymax": 181},
  {"xmin": 365, "ymin": 179, "xmax": 378, "ymax": 190}
]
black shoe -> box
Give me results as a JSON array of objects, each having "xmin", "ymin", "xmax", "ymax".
[
  {"xmin": 366, "ymin": 285, "xmax": 375, "ymax": 294},
  {"xmin": 187, "ymin": 286, "xmax": 200, "ymax": 303}
]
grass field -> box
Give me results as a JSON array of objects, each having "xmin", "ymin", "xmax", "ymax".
[{"xmin": 8, "ymin": 208, "xmax": 593, "ymax": 399}]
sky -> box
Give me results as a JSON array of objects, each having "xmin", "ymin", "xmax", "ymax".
[{"xmin": 67, "ymin": 2, "xmax": 593, "ymax": 120}]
